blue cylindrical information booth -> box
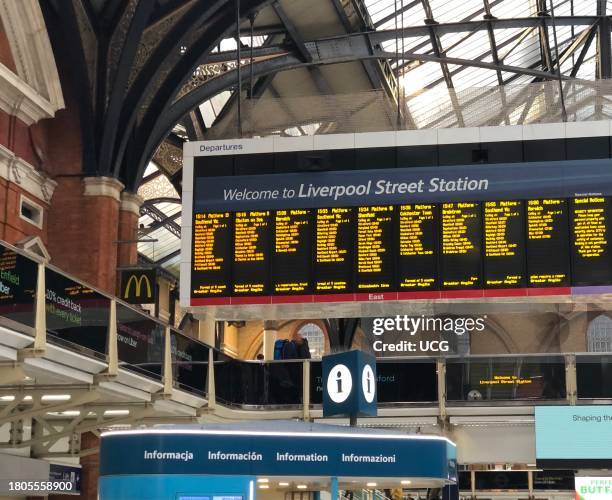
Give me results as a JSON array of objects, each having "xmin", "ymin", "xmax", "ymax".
[{"xmin": 99, "ymin": 422, "xmax": 457, "ymax": 500}]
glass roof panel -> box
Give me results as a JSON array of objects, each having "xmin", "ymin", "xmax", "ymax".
[
  {"xmin": 375, "ymin": 2, "xmax": 425, "ymax": 30},
  {"xmin": 489, "ymin": 0, "xmax": 534, "ymax": 19},
  {"xmin": 430, "ymin": 0, "xmax": 484, "ymax": 23},
  {"xmin": 140, "ymin": 0, "xmax": 609, "ymax": 276}
]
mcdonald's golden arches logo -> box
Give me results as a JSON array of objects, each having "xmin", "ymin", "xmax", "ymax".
[{"xmin": 120, "ymin": 268, "xmax": 157, "ymax": 304}]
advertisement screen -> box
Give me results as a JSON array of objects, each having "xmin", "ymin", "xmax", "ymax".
[
  {"xmin": 535, "ymin": 406, "xmax": 612, "ymax": 467},
  {"xmin": 45, "ymin": 268, "xmax": 110, "ymax": 356},
  {"xmin": 0, "ymin": 245, "xmax": 37, "ymax": 329}
]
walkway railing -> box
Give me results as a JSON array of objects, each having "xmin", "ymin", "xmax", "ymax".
[{"xmin": 0, "ymin": 241, "xmax": 611, "ymax": 410}]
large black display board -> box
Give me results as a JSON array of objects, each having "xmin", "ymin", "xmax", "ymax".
[{"xmin": 191, "ymin": 195, "xmax": 612, "ymax": 299}]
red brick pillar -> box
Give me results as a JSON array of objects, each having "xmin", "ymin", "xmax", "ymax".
[
  {"xmin": 78, "ymin": 432, "xmax": 100, "ymax": 500},
  {"xmin": 47, "ymin": 432, "xmax": 99, "ymax": 500},
  {"xmin": 117, "ymin": 192, "xmax": 143, "ymax": 270},
  {"xmin": 47, "ymin": 176, "xmax": 124, "ymax": 293}
]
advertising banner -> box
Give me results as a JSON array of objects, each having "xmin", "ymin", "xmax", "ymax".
[
  {"xmin": 116, "ymin": 303, "xmax": 163, "ymax": 379},
  {"xmin": 575, "ymin": 477, "xmax": 612, "ymax": 499},
  {"xmin": 193, "ymin": 159, "xmax": 612, "ymax": 211},
  {"xmin": 45, "ymin": 268, "xmax": 110, "ymax": 355}
]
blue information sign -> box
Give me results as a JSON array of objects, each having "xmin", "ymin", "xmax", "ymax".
[
  {"xmin": 100, "ymin": 423, "xmax": 456, "ymax": 481},
  {"xmin": 322, "ymin": 350, "xmax": 377, "ymax": 417}
]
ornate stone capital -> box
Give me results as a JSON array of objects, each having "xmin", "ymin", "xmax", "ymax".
[
  {"xmin": 83, "ymin": 177, "xmax": 125, "ymax": 202},
  {"xmin": 120, "ymin": 191, "xmax": 144, "ymax": 216}
]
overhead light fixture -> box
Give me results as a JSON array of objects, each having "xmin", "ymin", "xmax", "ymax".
[
  {"xmin": 278, "ymin": 483, "xmax": 289, "ymax": 487},
  {"xmin": 367, "ymin": 483, "xmax": 377, "ymax": 488},
  {"xmin": 401, "ymin": 480, "xmax": 412, "ymax": 485},
  {"xmin": 42, "ymin": 394, "xmax": 71, "ymax": 401},
  {"xmin": 258, "ymin": 485, "xmax": 269, "ymax": 490},
  {"xmin": 297, "ymin": 485, "xmax": 307, "ymax": 489},
  {"xmin": 257, "ymin": 479, "xmax": 269, "ymax": 483}
]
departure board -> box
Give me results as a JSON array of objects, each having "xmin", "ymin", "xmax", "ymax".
[
  {"xmin": 189, "ymin": 196, "xmax": 612, "ymax": 302},
  {"xmin": 272, "ymin": 209, "xmax": 312, "ymax": 294},
  {"xmin": 232, "ymin": 211, "xmax": 270, "ymax": 295},
  {"xmin": 191, "ymin": 212, "xmax": 232, "ymax": 296},
  {"xmin": 571, "ymin": 197, "xmax": 612, "ymax": 285},
  {"xmin": 526, "ymin": 199, "xmax": 570, "ymax": 286},
  {"xmin": 398, "ymin": 204, "xmax": 438, "ymax": 290},
  {"xmin": 315, "ymin": 207, "xmax": 354, "ymax": 293},
  {"xmin": 356, "ymin": 205, "xmax": 395, "ymax": 291},
  {"xmin": 440, "ymin": 202, "xmax": 482, "ymax": 289},
  {"xmin": 484, "ymin": 200, "xmax": 526, "ymax": 288}
]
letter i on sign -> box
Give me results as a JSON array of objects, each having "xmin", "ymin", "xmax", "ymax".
[{"xmin": 336, "ymin": 370, "xmax": 343, "ymax": 393}]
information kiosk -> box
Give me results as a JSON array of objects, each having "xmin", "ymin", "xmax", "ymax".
[{"xmin": 99, "ymin": 421, "xmax": 457, "ymax": 500}]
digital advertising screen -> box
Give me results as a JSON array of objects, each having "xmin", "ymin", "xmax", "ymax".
[{"xmin": 535, "ymin": 405, "xmax": 612, "ymax": 468}]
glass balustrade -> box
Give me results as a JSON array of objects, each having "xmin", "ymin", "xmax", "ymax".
[{"xmin": 2, "ymin": 240, "xmax": 612, "ymax": 407}]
